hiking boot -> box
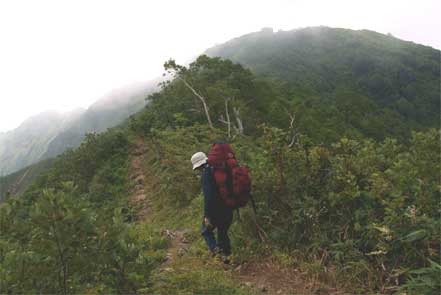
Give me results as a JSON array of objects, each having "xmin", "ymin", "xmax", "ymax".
[
  {"xmin": 219, "ymin": 253, "xmax": 230, "ymax": 264},
  {"xmin": 211, "ymin": 247, "xmax": 221, "ymax": 257}
]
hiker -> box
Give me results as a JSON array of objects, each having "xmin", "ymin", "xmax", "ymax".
[{"xmin": 191, "ymin": 151, "xmax": 233, "ymax": 263}]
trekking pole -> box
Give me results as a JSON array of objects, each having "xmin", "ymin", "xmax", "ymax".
[
  {"xmin": 249, "ymin": 194, "xmax": 258, "ymax": 215},
  {"xmin": 248, "ymin": 194, "xmax": 269, "ymax": 243}
]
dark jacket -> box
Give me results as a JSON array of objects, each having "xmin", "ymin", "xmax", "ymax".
[{"xmin": 202, "ymin": 164, "xmax": 233, "ymax": 224}]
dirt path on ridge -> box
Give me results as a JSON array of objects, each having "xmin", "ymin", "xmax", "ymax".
[
  {"xmin": 128, "ymin": 138, "xmax": 190, "ymax": 265},
  {"xmin": 233, "ymin": 259, "xmax": 342, "ymax": 295},
  {"xmin": 128, "ymin": 138, "xmax": 150, "ymax": 221}
]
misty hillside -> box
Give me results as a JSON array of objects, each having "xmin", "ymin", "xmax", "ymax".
[
  {"xmin": 42, "ymin": 81, "xmax": 156, "ymax": 160},
  {"xmin": 0, "ymin": 158, "xmax": 54, "ymax": 201},
  {"xmin": 0, "ymin": 81, "xmax": 156, "ymax": 176},
  {"xmin": 0, "ymin": 110, "xmax": 84, "ymax": 176},
  {"xmin": 206, "ymin": 27, "xmax": 440, "ymax": 141}
]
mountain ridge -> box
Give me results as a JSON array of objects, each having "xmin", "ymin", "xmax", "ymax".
[
  {"xmin": 1, "ymin": 27, "xmax": 439, "ymax": 293},
  {"xmin": 205, "ymin": 26, "xmax": 440, "ymax": 141},
  {"xmin": 0, "ymin": 80, "xmax": 157, "ymax": 176},
  {"xmin": 2, "ymin": 26, "xmax": 439, "ymax": 192}
]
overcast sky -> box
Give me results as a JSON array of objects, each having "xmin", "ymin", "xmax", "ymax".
[{"xmin": 0, "ymin": 0, "xmax": 440, "ymax": 132}]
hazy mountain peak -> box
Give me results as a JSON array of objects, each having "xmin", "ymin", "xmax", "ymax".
[{"xmin": 0, "ymin": 80, "xmax": 156, "ymax": 176}]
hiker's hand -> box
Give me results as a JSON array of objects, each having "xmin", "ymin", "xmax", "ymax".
[{"xmin": 204, "ymin": 217, "xmax": 214, "ymax": 231}]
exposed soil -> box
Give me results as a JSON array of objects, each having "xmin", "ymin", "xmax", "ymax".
[
  {"xmin": 161, "ymin": 229, "xmax": 191, "ymax": 265},
  {"xmin": 234, "ymin": 259, "xmax": 342, "ymax": 295},
  {"xmin": 128, "ymin": 138, "xmax": 150, "ymax": 221}
]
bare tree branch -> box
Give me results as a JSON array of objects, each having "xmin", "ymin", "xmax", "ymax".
[
  {"xmin": 178, "ymin": 77, "xmax": 214, "ymax": 129},
  {"xmin": 288, "ymin": 134, "xmax": 299, "ymax": 148},
  {"xmin": 224, "ymin": 98, "xmax": 231, "ymax": 138},
  {"xmin": 218, "ymin": 117, "xmax": 228, "ymax": 125},
  {"xmin": 287, "ymin": 111, "xmax": 299, "ymax": 148},
  {"xmin": 219, "ymin": 98, "xmax": 235, "ymax": 138},
  {"xmin": 189, "ymin": 108, "xmax": 201, "ymax": 114},
  {"xmin": 233, "ymin": 107, "xmax": 244, "ymax": 135},
  {"xmin": 289, "ymin": 113, "xmax": 296, "ymax": 129}
]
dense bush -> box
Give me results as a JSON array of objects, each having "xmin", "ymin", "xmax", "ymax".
[
  {"xmin": 142, "ymin": 123, "xmax": 440, "ymax": 292},
  {"xmin": 251, "ymin": 127, "xmax": 440, "ymax": 290},
  {"xmin": 0, "ymin": 128, "xmax": 167, "ymax": 293}
]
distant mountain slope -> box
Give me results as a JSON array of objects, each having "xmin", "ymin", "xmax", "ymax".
[
  {"xmin": 0, "ymin": 80, "xmax": 156, "ymax": 176},
  {"xmin": 42, "ymin": 81, "xmax": 155, "ymax": 159},
  {"xmin": 0, "ymin": 110, "xmax": 84, "ymax": 176},
  {"xmin": 0, "ymin": 158, "xmax": 54, "ymax": 202},
  {"xmin": 206, "ymin": 27, "xmax": 440, "ymax": 138}
]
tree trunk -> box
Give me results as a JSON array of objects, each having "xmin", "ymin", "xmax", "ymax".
[
  {"xmin": 225, "ymin": 98, "xmax": 231, "ymax": 138},
  {"xmin": 233, "ymin": 107, "xmax": 244, "ymax": 134},
  {"xmin": 179, "ymin": 78, "xmax": 214, "ymax": 129}
]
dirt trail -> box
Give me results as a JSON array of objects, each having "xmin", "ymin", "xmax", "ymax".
[
  {"xmin": 161, "ymin": 229, "xmax": 190, "ymax": 266},
  {"xmin": 129, "ymin": 138, "xmax": 190, "ymax": 264},
  {"xmin": 128, "ymin": 138, "xmax": 341, "ymax": 295},
  {"xmin": 128, "ymin": 138, "xmax": 151, "ymax": 221},
  {"xmin": 234, "ymin": 259, "xmax": 341, "ymax": 295}
]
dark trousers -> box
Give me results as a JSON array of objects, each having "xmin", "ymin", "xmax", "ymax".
[{"xmin": 201, "ymin": 215, "xmax": 232, "ymax": 256}]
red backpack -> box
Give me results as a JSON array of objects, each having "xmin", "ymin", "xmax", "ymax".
[{"xmin": 207, "ymin": 142, "xmax": 251, "ymax": 208}]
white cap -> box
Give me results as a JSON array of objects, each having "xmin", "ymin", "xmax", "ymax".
[{"xmin": 191, "ymin": 152, "xmax": 208, "ymax": 170}]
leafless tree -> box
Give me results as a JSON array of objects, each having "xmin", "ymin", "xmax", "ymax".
[
  {"xmin": 178, "ymin": 77, "xmax": 214, "ymax": 129},
  {"xmin": 218, "ymin": 98, "xmax": 232, "ymax": 138},
  {"xmin": 288, "ymin": 112, "xmax": 299, "ymax": 147},
  {"xmin": 233, "ymin": 107, "xmax": 244, "ymax": 135}
]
